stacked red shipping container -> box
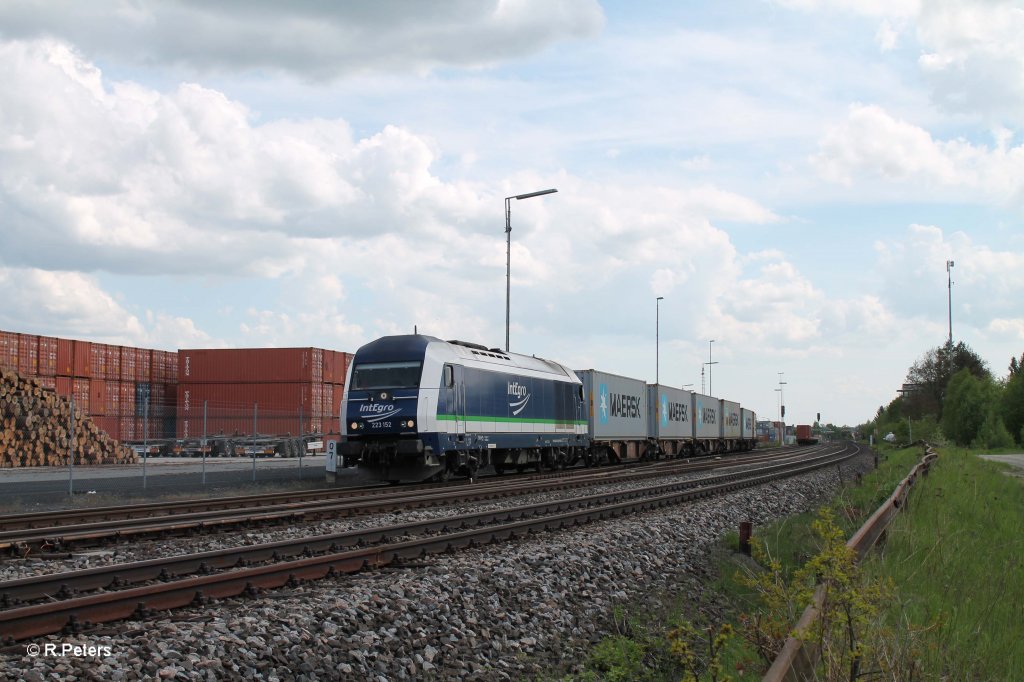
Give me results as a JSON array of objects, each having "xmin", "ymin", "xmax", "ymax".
[
  {"xmin": 3, "ymin": 328, "xmax": 351, "ymax": 444},
  {"xmin": 0, "ymin": 329, "xmax": 178, "ymax": 443},
  {"xmin": 176, "ymin": 348, "xmax": 350, "ymax": 440}
]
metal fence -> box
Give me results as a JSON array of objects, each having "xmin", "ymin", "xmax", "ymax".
[
  {"xmin": 0, "ymin": 389, "xmax": 328, "ymax": 501},
  {"xmin": 762, "ymin": 444, "xmax": 939, "ymax": 682}
]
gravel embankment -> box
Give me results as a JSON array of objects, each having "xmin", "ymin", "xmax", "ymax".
[{"xmin": 1, "ymin": 452, "xmax": 873, "ymax": 681}]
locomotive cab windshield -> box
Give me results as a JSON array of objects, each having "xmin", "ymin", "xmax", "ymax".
[{"xmin": 351, "ymin": 361, "xmax": 422, "ymax": 390}]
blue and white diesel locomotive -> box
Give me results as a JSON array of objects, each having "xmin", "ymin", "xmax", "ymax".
[
  {"xmin": 331, "ymin": 334, "xmax": 757, "ymax": 483},
  {"xmin": 334, "ymin": 335, "xmax": 589, "ymax": 482}
]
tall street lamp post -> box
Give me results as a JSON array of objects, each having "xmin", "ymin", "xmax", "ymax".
[
  {"xmin": 706, "ymin": 339, "xmax": 718, "ymax": 396},
  {"xmin": 774, "ymin": 372, "xmax": 782, "ymax": 446},
  {"xmin": 946, "ymin": 259, "xmax": 955, "ymax": 345},
  {"xmin": 505, "ymin": 188, "xmax": 558, "ymax": 352},
  {"xmin": 656, "ymin": 297, "xmax": 664, "ymax": 385}
]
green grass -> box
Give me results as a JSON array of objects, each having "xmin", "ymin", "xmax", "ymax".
[
  {"xmin": 860, "ymin": 447, "xmax": 1024, "ymax": 679},
  {"xmin": 562, "ymin": 443, "xmax": 1024, "ymax": 679},
  {"xmin": 714, "ymin": 443, "xmax": 1024, "ymax": 680}
]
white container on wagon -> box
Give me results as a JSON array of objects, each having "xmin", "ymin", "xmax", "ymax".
[
  {"xmin": 741, "ymin": 408, "xmax": 757, "ymax": 448},
  {"xmin": 647, "ymin": 384, "xmax": 693, "ymax": 440},
  {"xmin": 575, "ymin": 369, "xmax": 648, "ymax": 440},
  {"xmin": 692, "ymin": 392, "xmax": 720, "ymax": 441},
  {"xmin": 721, "ymin": 399, "xmax": 742, "ymax": 440}
]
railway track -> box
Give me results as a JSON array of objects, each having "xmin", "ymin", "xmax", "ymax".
[
  {"xmin": 0, "ymin": 445, "xmax": 789, "ymax": 532},
  {"xmin": 0, "ymin": 446, "xmax": 815, "ymax": 555},
  {"xmin": 0, "ymin": 442, "xmax": 860, "ymax": 641}
]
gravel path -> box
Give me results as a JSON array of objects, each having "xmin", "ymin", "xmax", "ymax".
[{"xmin": 0, "ymin": 451, "xmax": 873, "ymax": 681}]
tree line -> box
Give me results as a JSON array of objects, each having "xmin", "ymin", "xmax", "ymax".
[{"xmin": 860, "ymin": 341, "xmax": 1024, "ymax": 449}]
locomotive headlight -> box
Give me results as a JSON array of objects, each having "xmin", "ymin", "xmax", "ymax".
[
  {"xmin": 350, "ymin": 421, "xmax": 359, "ymax": 430},
  {"xmin": 406, "ymin": 420, "xmax": 415, "ymax": 428}
]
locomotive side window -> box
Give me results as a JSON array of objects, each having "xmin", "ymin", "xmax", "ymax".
[
  {"xmin": 443, "ymin": 364, "xmax": 454, "ymax": 388},
  {"xmin": 352, "ymin": 361, "xmax": 422, "ymax": 389}
]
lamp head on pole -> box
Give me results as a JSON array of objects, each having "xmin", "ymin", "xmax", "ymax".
[{"xmin": 513, "ymin": 188, "xmax": 558, "ymax": 201}]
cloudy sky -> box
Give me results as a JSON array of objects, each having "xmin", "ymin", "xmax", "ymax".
[{"xmin": 1, "ymin": 0, "xmax": 1022, "ymax": 427}]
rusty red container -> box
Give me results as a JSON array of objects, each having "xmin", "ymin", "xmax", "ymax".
[
  {"xmin": 56, "ymin": 377, "xmax": 72, "ymax": 397},
  {"xmin": 0, "ymin": 331, "xmax": 17, "ymax": 373},
  {"xmin": 90, "ymin": 413, "xmax": 119, "ymax": 440},
  {"xmin": 105, "ymin": 345, "xmax": 121, "ymax": 380},
  {"xmin": 120, "ymin": 346, "xmax": 137, "ymax": 382},
  {"xmin": 72, "ymin": 378, "xmax": 90, "ymax": 414},
  {"xmin": 105, "ymin": 380, "xmax": 122, "ymax": 416},
  {"xmin": 17, "ymin": 334, "xmax": 39, "ymax": 376},
  {"xmin": 90, "ymin": 379, "xmax": 106, "ymax": 416},
  {"xmin": 72, "ymin": 341, "xmax": 91, "ymax": 378},
  {"xmin": 92, "ymin": 416, "xmax": 120, "ymax": 441},
  {"xmin": 178, "ymin": 348, "xmax": 338, "ymax": 384},
  {"xmin": 137, "ymin": 348, "xmax": 152, "ymax": 382},
  {"xmin": 323, "ymin": 351, "xmax": 337, "ymax": 383},
  {"xmin": 120, "ymin": 416, "xmax": 137, "ymax": 441},
  {"xmin": 90, "ymin": 343, "xmax": 108, "ymax": 379},
  {"xmin": 120, "ymin": 381, "xmax": 136, "ymax": 418},
  {"xmin": 35, "ymin": 376, "xmax": 56, "ymax": 391},
  {"xmin": 38, "ymin": 337, "xmax": 57, "ymax": 377},
  {"xmin": 56, "ymin": 339, "xmax": 74, "ymax": 376},
  {"xmin": 176, "ymin": 382, "xmax": 325, "ymax": 439}
]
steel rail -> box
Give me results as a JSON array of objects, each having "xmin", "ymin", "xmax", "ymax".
[
  {"xmin": 0, "ymin": 447, "xmax": 831, "ymax": 554},
  {"xmin": 0, "ymin": 443, "xmax": 860, "ymax": 641},
  {"xmin": 0, "ymin": 445, "xmax": 797, "ymax": 532},
  {"xmin": 0, "ymin": 445, "xmax": 853, "ymax": 605}
]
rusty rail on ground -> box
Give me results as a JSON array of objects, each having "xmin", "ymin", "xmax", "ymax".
[{"xmin": 762, "ymin": 444, "xmax": 938, "ymax": 682}]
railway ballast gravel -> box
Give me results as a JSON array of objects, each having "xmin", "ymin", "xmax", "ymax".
[{"xmin": 1, "ymin": 448, "xmax": 873, "ymax": 681}]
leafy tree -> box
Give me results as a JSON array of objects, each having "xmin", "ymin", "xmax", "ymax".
[
  {"xmin": 1002, "ymin": 370, "xmax": 1024, "ymax": 445},
  {"xmin": 1009, "ymin": 352, "xmax": 1024, "ymax": 377},
  {"xmin": 904, "ymin": 341, "xmax": 991, "ymax": 419},
  {"xmin": 973, "ymin": 412, "xmax": 1015, "ymax": 450},
  {"xmin": 941, "ymin": 369, "xmax": 996, "ymax": 446}
]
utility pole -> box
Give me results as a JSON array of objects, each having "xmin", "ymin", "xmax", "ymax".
[{"xmin": 656, "ymin": 297, "xmax": 664, "ymax": 385}]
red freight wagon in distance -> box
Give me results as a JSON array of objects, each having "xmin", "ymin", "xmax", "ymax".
[{"xmin": 796, "ymin": 424, "xmax": 818, "ymax": 445}]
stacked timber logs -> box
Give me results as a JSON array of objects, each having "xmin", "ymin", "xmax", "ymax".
[{"xmin": 0, "ymin": 370, "xmax": 137, "ymax": 467}]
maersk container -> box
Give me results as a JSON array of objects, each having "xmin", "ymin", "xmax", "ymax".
[
  {"xmin": 647, "ymin": 384, "xmax": 693, "ymax": 440},
  {"xmin": 575, "ymin": 369, "xmax": 648, "ymax": 440},
  {"xmin": 741, "ymin": 408, "xmax": 757, "ymax": 440},
  {"xmin": 721, "ymin": 399, "xmax": 741, "ymax": 440},
  {"xmin": 692, "ymin": 393, "xmax": 720, "ymax": 440}
]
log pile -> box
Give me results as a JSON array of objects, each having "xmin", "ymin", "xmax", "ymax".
[{"xmin": 0, "ymin": 370, "xmax": 137, "ymax": 468}]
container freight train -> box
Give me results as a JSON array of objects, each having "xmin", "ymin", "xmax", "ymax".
[{"xmin": 330, "ymin": 335, "xmax": 758, "ymax": 483}]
